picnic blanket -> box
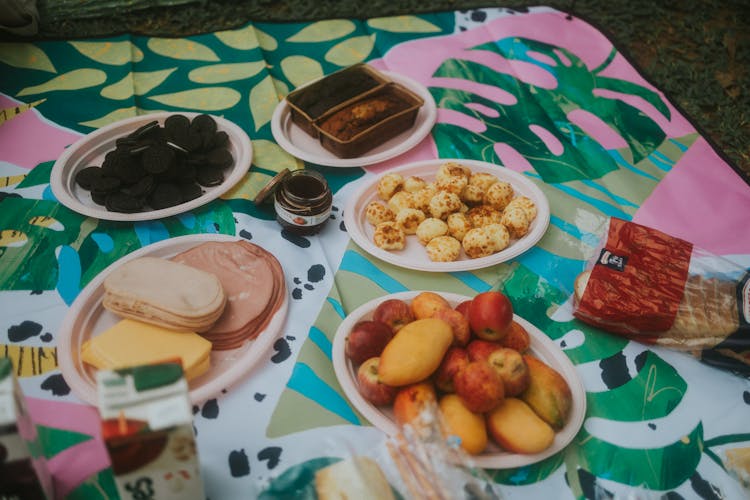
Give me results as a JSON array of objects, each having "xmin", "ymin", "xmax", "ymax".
[{"xmin": 2, "ymin": 6, "xmax": 750, "ymax": 498}]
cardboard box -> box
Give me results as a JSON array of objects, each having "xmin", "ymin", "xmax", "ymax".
[
  {"xmin": 0, "ymin": 358, "xmax": 53, "ymax": 500},
  {"xmin": 97, "ymin": 362, "xmax": 204, "ymax": 500}
]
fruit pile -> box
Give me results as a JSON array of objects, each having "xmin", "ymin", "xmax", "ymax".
[{"xmin": 345, "ymin": 290, "xmax": 573, "ymax": 456}]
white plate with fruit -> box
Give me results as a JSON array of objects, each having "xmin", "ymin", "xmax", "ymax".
[{"xmin": 332, "ymin": 290, "xmax": 586, "ymax": 469}]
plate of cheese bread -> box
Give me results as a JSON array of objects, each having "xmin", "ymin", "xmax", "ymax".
[
  {"xmin": 343, "ymin": 159, "xmax": 550, "ymax": 272},
  {"xmin": 57, "ymin": 234, "xmax": 288, "ymax": 405}
]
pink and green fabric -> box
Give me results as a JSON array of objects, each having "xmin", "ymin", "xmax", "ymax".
[{"xmin": 1, "ymin": 6, "xmax": 749, "ymax": 499}]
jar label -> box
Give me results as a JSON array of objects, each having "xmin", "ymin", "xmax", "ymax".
[{"xmin": 274, "ymin": 200, "xmax": 331, "ymax": 228}]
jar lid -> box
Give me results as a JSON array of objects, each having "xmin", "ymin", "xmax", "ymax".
[{"xmin": 254, "ymin": 168, "xmax": 290, "ymax": 206}]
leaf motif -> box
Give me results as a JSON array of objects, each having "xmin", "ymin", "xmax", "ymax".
[
  {"xmin": 100, "ymin": 74, "xmax": 133, "ymax": 100},
  {"xmin": 147, "ymin": 38, "xmax": 219, "ymax": 61},
  {"xmin": 252, "ymin": 139, "xmax": 302, "ymax": 172},
  {"xmin": 148, "ymin": 87, "xmax": 241, "ymax": 111},
  {"xmin": 214, "ymin": 24, "xmax": 260, "ymax": 50},
  {"xmin": 280, "ymin": 56, "xmax": 323, "ymax": 88},
  {"xmin": 188, "ymin": 61, "xmax": 266, "ymax": 84},
  {"xmin": 222, "ymin": 171, "xmax": 271, "ymax": 201},
  {"xmin": 0, "ymin": 43, "xmax": 56, "ymax": 73},
  {"xmin": 324, "ymin": 35, "xmax": 375, "ymax": 67},
  {"xmin": 17, "ymin": 69, "xmax": 107, "ymax": 96},
  {"xmin": 254, "ymin": 27, "xmax": 278, "ymax": 51},
  {"xmin": 287, "ymin": 20, "xmax": 356, "ymax": 43},
  {"xmin": 272, "ymin": 77, "xmax": 289, "ymax": 98},
  {"xmin": 79, "ymin": 107, "xmax": 137, "ymax": 128},
  {"xmin": 100, "ymin": 68, "xmax": 176, "ymax": 100},
  {"xmin": 0, "ymin": 229, "xmax": 28, "ymax": 248},
  {"xmin": 69, "ymin": 41, "xmax": 144, "ymax": 65},
  {"xmin": 134, "ymin": 68, "xmax": 177, "ymax": 95},
  {"xmin": 367, "ymin": 15, "xmax": 441, "ymax": 33},
  {"xmin": 249, "ymin": 76, "xmax": 278, "ymax": 131}
]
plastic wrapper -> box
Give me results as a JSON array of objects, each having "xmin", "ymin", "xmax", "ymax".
[
  {"xmin": 572, "ymin": 217, "xmax": 750, "ymax": 376},
  {"xmin": 257, "ymin": 401, "xmax": 503, "ymax": 499}
]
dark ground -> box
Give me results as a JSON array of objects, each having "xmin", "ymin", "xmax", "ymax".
[{"xmin": 13, "ymin": 0, "xmax": 750, "ymax": 179}]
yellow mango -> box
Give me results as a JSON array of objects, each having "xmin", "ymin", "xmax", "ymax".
[
  {"xmin": 439, "ymin": 394, "xmax": 488, "ymax": 455},
  {"xmin": 486, "ymin": 398, "xmax": 555, "ymax": 454},
  {"xmin": 378, "ymin": 318, "xmax": 452, "ymax": 386},
  {"xmin": 520, "ymin": 355, "xmax": 572, "ymax": 430}
]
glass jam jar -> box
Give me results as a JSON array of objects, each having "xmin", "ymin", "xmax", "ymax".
[{"xmin": 262, "ymin": 169, "xmax": 332, "ymax": 235}]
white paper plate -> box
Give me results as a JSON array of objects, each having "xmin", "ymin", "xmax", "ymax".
[
  {"xmin": 51, "ymin": 112, "xmax": 253, "ymax": 222},
  {"xmin": 343, "ymin": 159, "xmax": 550, "ymax": 272},
  {"xmin": 331, "ymin": 291, "xmax": 586, "ymax": 469},
  {"xmin": 57, "ymin": 234, "xmax": 288, "ymax": 406},
  {"xmin": 271, "ymin": 71, "xmax": 437, "ymax": 168}
]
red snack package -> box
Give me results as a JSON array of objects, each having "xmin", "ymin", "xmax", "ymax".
[{"xmin": 573, "ymin": 218, "xmax": 750, "ymax": 376}]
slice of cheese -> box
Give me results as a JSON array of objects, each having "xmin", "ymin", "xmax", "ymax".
[{"xmin": 82, "ymin": 319, "xmax": 212, "ymax": 381}]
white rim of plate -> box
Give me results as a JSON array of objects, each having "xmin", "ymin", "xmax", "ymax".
[
  {"xmin": 56, "ymin": 233, "xmax": 288, "ymax": 406},
  {"xmin": 50, "ymin": 112, "xmax": 253, "ymax": 222},
  {"xmin": 271, "ymin": 71, "xmax": 437, "ymax": 168},
  {"xmin": 331, "ymin": 291, "xmax": 586, "ymax": 470},
  {"xmin": 342, "ymin": 158, "xmax": 551, "ymax": 272}
]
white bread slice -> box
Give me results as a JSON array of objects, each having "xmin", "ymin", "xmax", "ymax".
[{"xmin": 315, "ymin": 457, "xmax": 395, "ymax": 500}]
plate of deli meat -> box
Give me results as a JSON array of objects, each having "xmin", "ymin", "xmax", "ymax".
[{"xmin": 57, "ymin": 234, "xmax": 287, "ymax": 405}]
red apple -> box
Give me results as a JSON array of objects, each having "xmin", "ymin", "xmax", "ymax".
[
  {"xmin": 466, "ymin": 339, "xmax": 503, "ymax": 362},
  {"xmin": 453, "ymin": 360, "xmax": 505, "ymax": 413},
  {"xmin": 468, "ymin": 291, "xmax": 513, "ymax": 341},
  {"xmin": 434, "ymin": 346, "xmax": 469, "ymax": 393},
  {"xmin": 486, "ymin": 347, "xmax": 530, "ymax": 396},
  {"xmin": 455, "ymin": 300, "xmax": 472, "ymax": 319},
  {"xmin": 356, "ymin": 357, "xmax": 398, "ymax": 406},
  {"xmin": 501, "ymin": 320, "xmax": 531, "ymax": 352},
  {"xmin": 345, "ymin": 320, "xmax": 394, "ymax": 365},
  {"xmin": 433, "ymin": 307, "xmax": 471, "ymax": 346},
  {"xmin": 373, "ymin": 299, "xmax": 415, "ymax": 333}
]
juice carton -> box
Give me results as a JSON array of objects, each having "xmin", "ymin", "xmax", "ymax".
[
  {"xmin": 97, "ymin": 362, "xmax": 204, "ymax": 500},
  {"xmin": 0, "ymin": 357, "xmax": 53, "ymax": 500}
]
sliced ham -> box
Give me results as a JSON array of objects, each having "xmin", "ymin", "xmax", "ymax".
[{"xmin": 172, "ymin": 240, "xmax": 286, "ymax": 350}]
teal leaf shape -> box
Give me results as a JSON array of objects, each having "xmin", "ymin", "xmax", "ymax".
[{"xmin": 586, "ymin": 350, "xmax": 686, "ymax": 421}]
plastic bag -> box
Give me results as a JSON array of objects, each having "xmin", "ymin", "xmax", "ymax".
[{"xmin": 572, "ymin": 217, "xmax": 750, "ymax": 376}]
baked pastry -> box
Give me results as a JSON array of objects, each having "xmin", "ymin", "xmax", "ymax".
[
  {"xmin": 416, "ymin": 217, "xmax": 448, "ymax": 245},
  {"xmin": 395, "ymin": 208, "xmax": 426, "ymax": 235},
  {"xmin": 500, "ymin": 206, "xmax": 530, "ymax": 238},
  {"xmin": 484, "ymin": 181, "xmax": 514, "ymax": 210},
  {"xmin": 426, "ymin": 235, "xmax": 461, "ymax": 262},
  {"xmin": 365, "ymin": 201, "xmax": 395, "ymax": 226},
  {"xmin": 373, "ymin": 222, "xmax": 406, "ymax": 250}
]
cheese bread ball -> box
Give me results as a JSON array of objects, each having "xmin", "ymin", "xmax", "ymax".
[
  {"xmin": 446, "ymin": 212, "xmax": 472, "ymax": 242},
  {"xmin": 460, "ymin": 184, "xmax": 484, "ymax": 205},
  {"xmin": 500, "ymin": 206, "xmax": 530, "ymax": 238},
  {"xmin": 466, "ymin": 205, "xmax": 502, "ymax": 227},
  {"xmin": 387, "ymin": 190, "xmax": 415, "ymax": 214},
  {"xmin": 429, "ymin": 191, "xmax": 462, "ymax": 219},
  {"xmin": 396, "ymin": 208, "xmax": 426, "ymax": 235},
  {"xmin": 505, "ymin": 196, "xmax": 537, "ymax": 222},
  {"xmin": 411, "ymin": 185, "xmax": 437, "ymax": 213},
  {"xmin": 462, "ymin": 226, "xmax": 496, "ymax": 259},
  {"xmin": 365, "ymin": 201, "xmax": 395, "ymax": 226},
  {"xmin": 403, "ymin": 175, "xmax": 427, "ymax": 193},
  {"xmin": 377, "ymin": 173, "xmax": 403, "ymax": 201},
  {"xmin": 373, "ymin": 221, "xmax": 406, "ymax": 250},
  {"xmin": 469, "ymin": 172, "xmax": 499, "ymax": 192},
  {"xmin": 426, "ymin": 235, "xmax": 462, "ymax": 262},
  {"xmin": 436, "ymin": 174, "xmax": 468, "ymax": 196},
  {"xmin": 484, "ymin": 181, "xmax": 514, "ymax": 210},
  {"xmin": 484, "ymin": 223, "xmax": 511, "ymax": 252},
  {"xmin": 416, "ymin": 217, "xmax": 448, "ymax": 245},
  {"xmin": 436, "ymin": 162, "xmax": 471, "ymax": 183}
]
